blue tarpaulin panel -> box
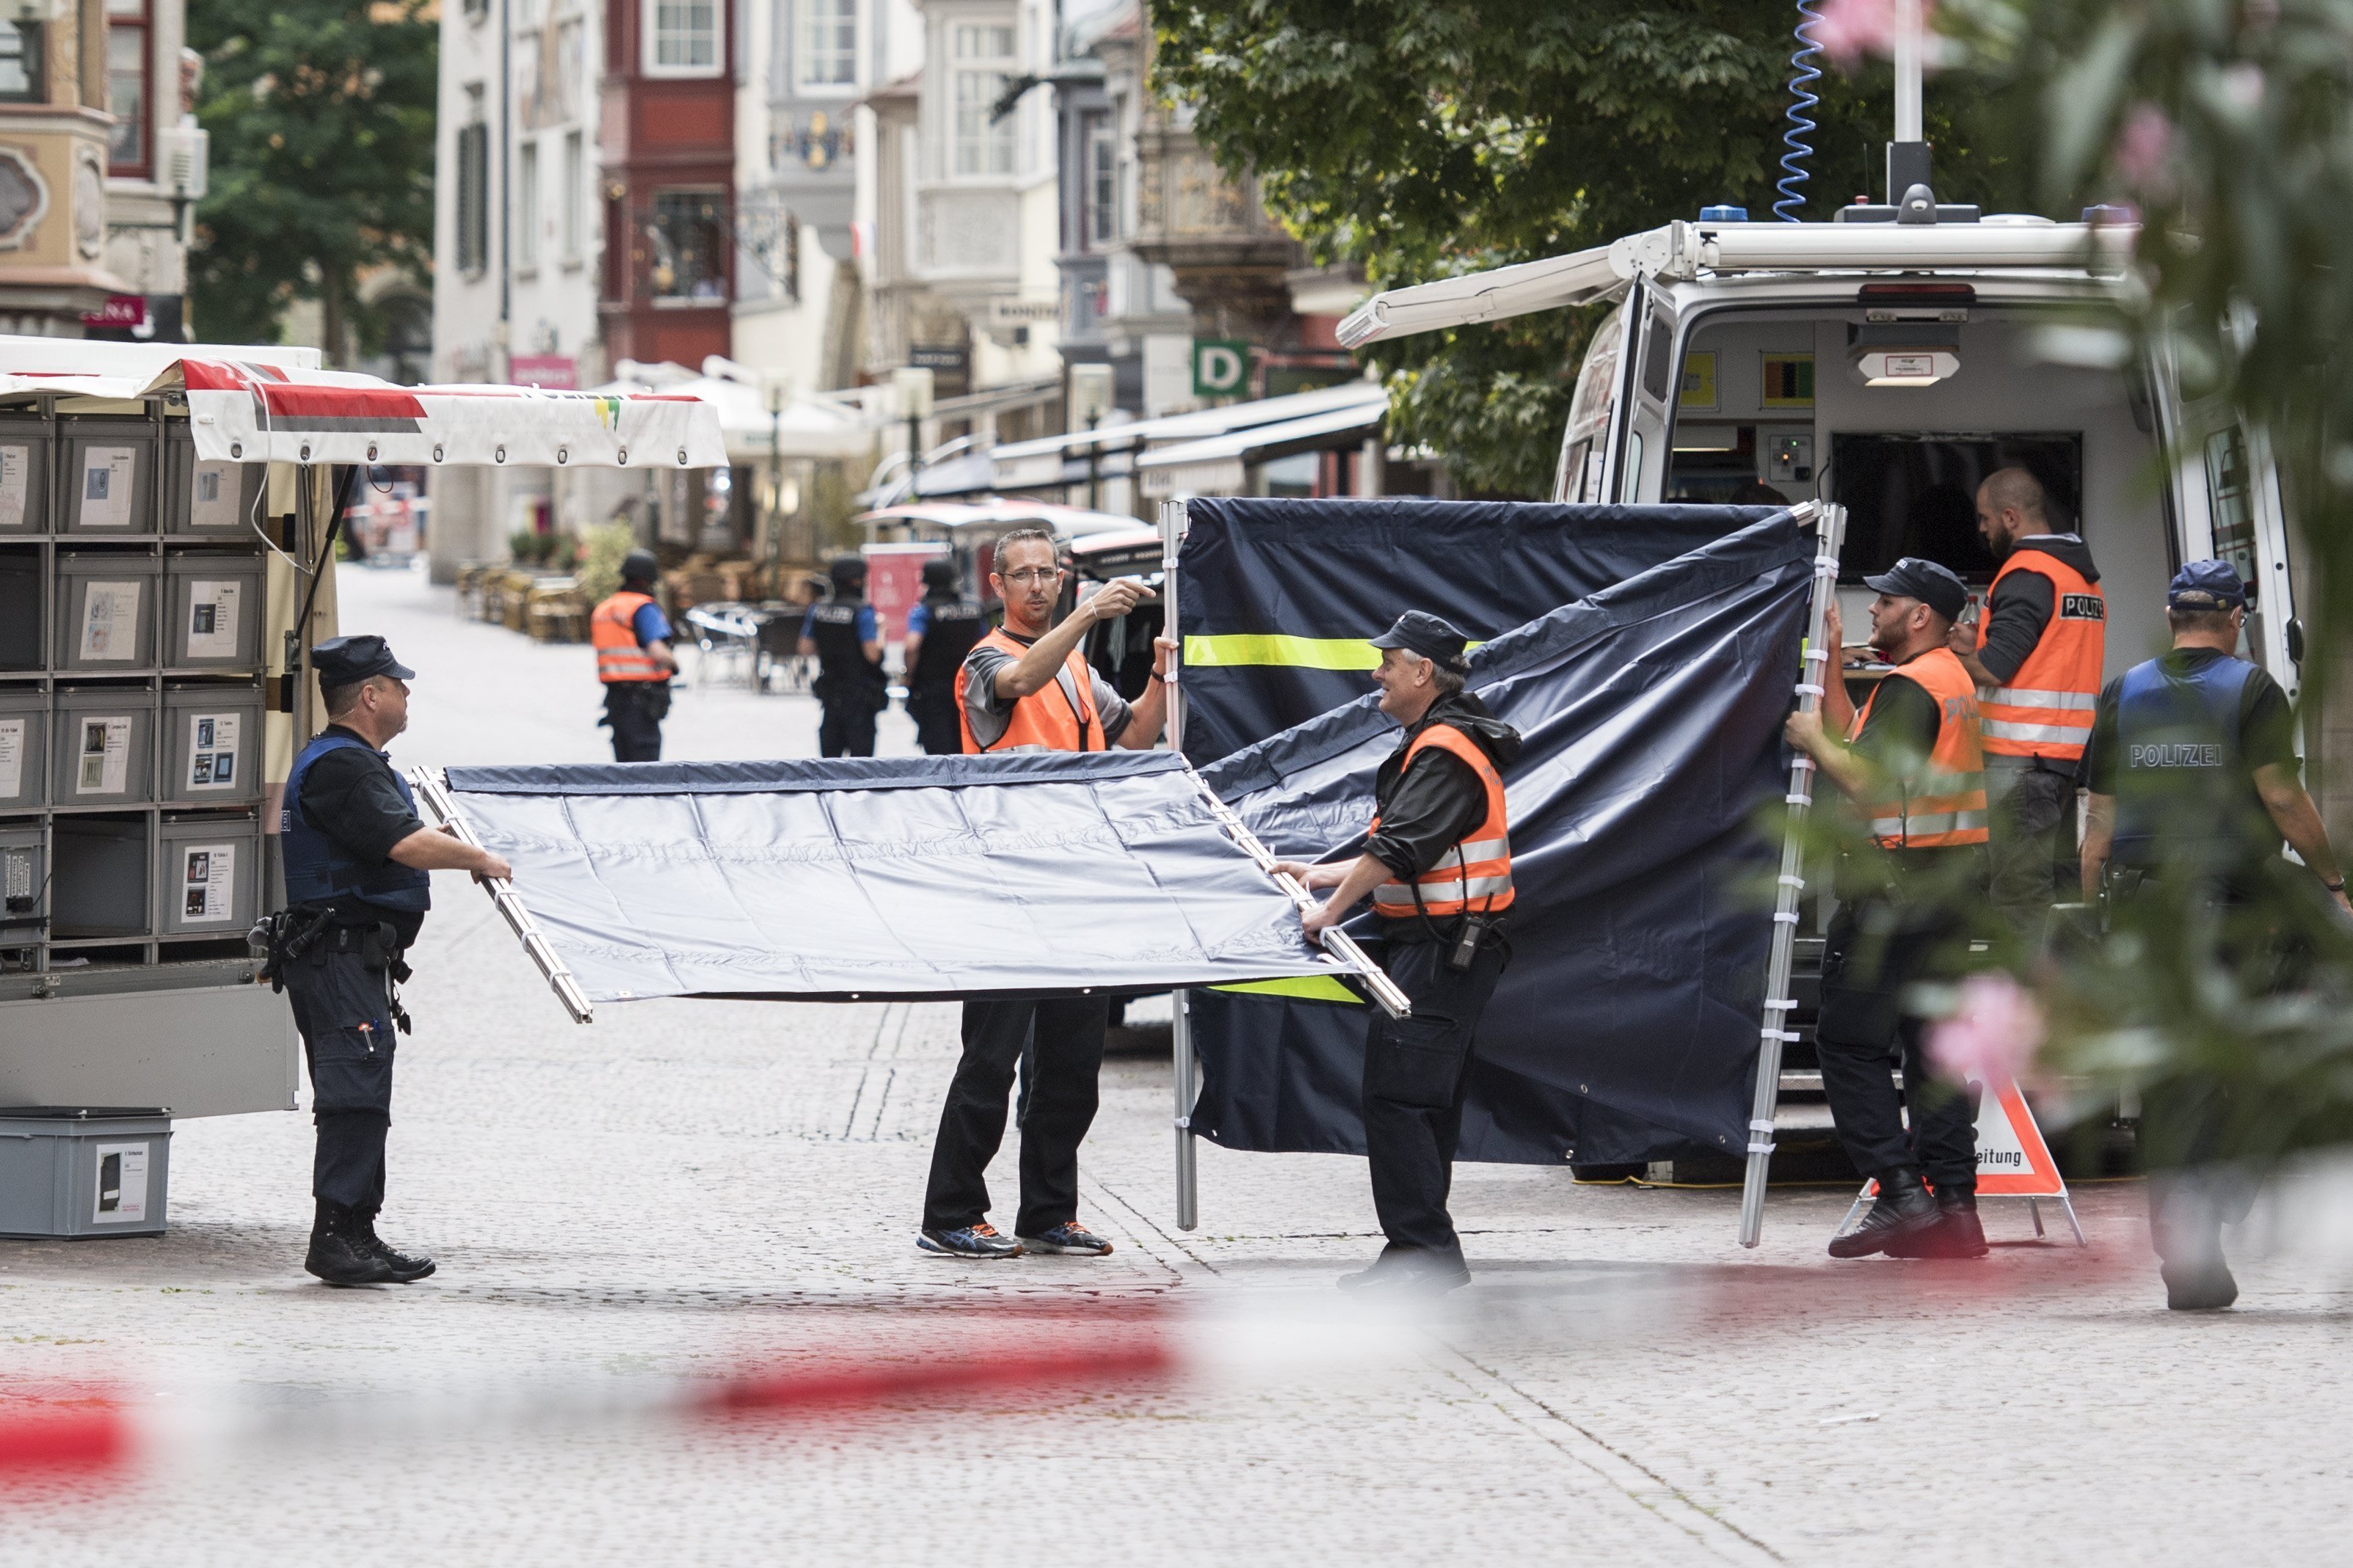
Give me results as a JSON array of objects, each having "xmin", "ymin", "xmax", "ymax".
[
  {"xmin": 1189, "ymin": 508, "xmax": 1816, "ymax": 1167},
  {"xmin": 443, "ymin": 751, "xmax": 1356, "ymax": 1004},
  {"xmin": 1175, "ymin": 499, "xmax": 1781, "ymax": 767}
]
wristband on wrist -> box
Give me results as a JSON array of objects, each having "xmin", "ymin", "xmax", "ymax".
[{"xmin": 2327, "ymin": 878, "xmax": 2345, "ymax": 892}]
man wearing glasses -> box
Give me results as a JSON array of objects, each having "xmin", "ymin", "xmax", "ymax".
[{"xmin": 918, "ymin": 526, "xmax": 1175, "ymax": 1260}]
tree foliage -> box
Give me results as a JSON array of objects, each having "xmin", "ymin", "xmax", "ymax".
[
  {"xmin": 1155, "ymin": 2, "xmax": 2040, "ymax": 495},
  {"xmin": 187, "ymin": 0, "xmax": 436, "ymax": 355}
]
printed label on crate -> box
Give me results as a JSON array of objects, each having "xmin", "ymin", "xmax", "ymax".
[
  {"xmin": 0, "ymin": 716, "xmax": 19, "ymax": 797},
  {"xmin": 0, "ymin": 444, "xmax": 26, "ymax": 529},
  {"xmin": 181, "ymin": 842, "xmax": 235, "ymax": 924},
  {"xmin": 186, "ymin": 712, "xmax": 239, "ymax": 790},
  {"xmin": 79, "ymin": 445, "xmax": 136, "ymax": 528},
  {"xmin": 190, "ymin": 461, "xmax": 241, "ymax": 528},
  {"xmin": 4, "ymin": 845, "xmax": 29, "ymax": 900},
  {"xmin": 185, "ymin": 580, "xmax": 241, "ymax": 660},
  {"xmin": 92, "ymin": 1142, "xmax": 148, "ymax": 1223},
  {"xmin": 78, "ymin": 580, "xmax": 141, "ymax": 661},
  {"xmin": 75, "ymin": 715, "xmax": 129, "ymax": 795}
]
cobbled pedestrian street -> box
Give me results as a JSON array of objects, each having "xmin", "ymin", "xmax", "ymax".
[{"xmin": 4, "ymin": 563, "xmax": 2351, "ymax": 1566}]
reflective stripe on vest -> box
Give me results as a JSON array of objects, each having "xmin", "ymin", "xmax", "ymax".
[
  {"xmin": 1847, "ymin": 646, "xmax": 1989, "ymax": 850},
  {"xmin": 953, "ymin": 627, "xmax": 1104, "ymax": 754},
  {"xmin": 1368, "ymin": 724, "xmax": 1514, "ymax": 917},
  {"xmin": 592, "ymin": 591, "xmax": 667, "ymax": 682},
  {"xmin": 1975, "ymin": 545, "xmax": 2104, "ymax": 760}
]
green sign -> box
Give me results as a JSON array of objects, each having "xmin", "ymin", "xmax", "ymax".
[{"xmin": 1191, "ymin": 338, "xmax": 1250, "ymax": 398}]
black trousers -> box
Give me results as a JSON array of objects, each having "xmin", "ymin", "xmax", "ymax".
[
  {"xmin": 909, "ymin": 698, "xmax": 964, "ymax": 756},
  {"xmin": 1361, "ymin": 933, "xmax": 1506, "ymax": 1255},
  {"xmin": 1814, "ymin": 900, "xmax": 1978, "ymax": 1187},
  {"xmin": 1985, "ymin": 756, "xmax": 2079, "ymax": 938},
  {"xmin": 818, "ymin": 700, "xmax": 879, "ymax": 758},
  {"xmin": 280, "ymin": 945, "xmax": 400, "ymax": 1214},
  {"xmin": 603, "ymin": 682, "xmax": 667, "ymax": 762},
  {"xmin": 923, "ymin": 996, "xmax": 1108, "ymax": 1235}
]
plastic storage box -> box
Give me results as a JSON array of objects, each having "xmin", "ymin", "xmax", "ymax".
[
  {"xmin": 0, "ymin": 1109, "xmax": 172, "ymax": 1238},
  {"xmin": 54, "ymin": 552, "xmax": 159, "ymax": 671},
  {"xmin": 52, "ymin": 684, "xmax": 153, "ymax": 806},
  {"xmin": 0, "ymin": 415, "xmax": 51, "ymax": 533},
  {"xmin": 49, "ymin": 816, "xmax": 149, "ymax": 938},
  {"xmin": 0, "ymin": 824, "xmax": 42, "ymax": 945},
  {"xmin": 156, "ymin": 810, "xmax": 259, "ymax": 937},
  {"xmin": 59, "ymin": 419, "xmax": 157, "ymax": 536},
  {"xmin": 0, "ymin": 684, "xmax": 45, "ymax": 809},
  {"xmin": 160, "ymin": 680, "xmax": 261, "ymax": 804},
  {"xmin": 163, "ymin": 429, "xmax": 263, "ymax": 536},
  {"xmin": 162, "ymin": 553, "xmax": 264, "ymax": 670}
]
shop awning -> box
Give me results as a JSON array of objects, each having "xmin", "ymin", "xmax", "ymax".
[{"xmin": 857, "ymin": 499, "xmax": 1144, "ymax": 539}]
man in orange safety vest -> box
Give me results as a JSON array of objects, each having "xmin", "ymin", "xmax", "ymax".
[{"xmin": 589, "ymin": 549, "xmax": 679, "ymax": 761}]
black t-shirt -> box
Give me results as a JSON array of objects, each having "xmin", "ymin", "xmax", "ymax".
[
  {"xmin": 299, "ymin": 726, "xmax": 426, "ymax": 940},
  {"xmin": 2082, "ymin": 649, "xmax": 2297, "ymax": 795}
]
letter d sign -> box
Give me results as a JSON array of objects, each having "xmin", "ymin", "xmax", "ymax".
[{"xmin": 1191, "ymin": 339, "xmax": 1248, "ymax": 398}]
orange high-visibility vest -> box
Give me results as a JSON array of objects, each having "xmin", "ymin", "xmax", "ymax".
[
  {"xmin": 1974, "ymin": 545, "xmax": 2105, "ymax": 760},
  {"xmin": 1847, "ymin": 646, "xmax": 1989, "ymax": 849},
  {"xmin": 954, "ymin": 627, "xmax": 1105, "ymax": 754},
  {"xmin": 1369, "ymin": 723, "xmax": 1515, "ymax": 919},
  {"xmin": 591, "ymin": 591, "xmax": 668, "ymax": 682}
]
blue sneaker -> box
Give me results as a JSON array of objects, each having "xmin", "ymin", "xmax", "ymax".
[
  {"xmin": 1018, "ymin": 1222, "xmax": 1113, "ymax": 1256},
  {"xmin": 917, "ymin": 1222, "xmax": 1024, "ymax": 1259}
]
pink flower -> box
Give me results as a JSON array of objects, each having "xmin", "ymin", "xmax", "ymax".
[
  {"xmin": 2112, "ymin": 102, "xmax": 2175, "ymax": 192},
  {"xmin": 1927, "ymin": 973, "xmax": 2045, "ymax": 1087}
]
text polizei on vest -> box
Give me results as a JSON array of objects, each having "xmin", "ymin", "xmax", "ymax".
[{"xmin": 2128, "ymin": 743, "xmax": 2226, "ymax": 768}]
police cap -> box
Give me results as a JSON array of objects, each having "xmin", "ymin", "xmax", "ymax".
[
  {"xmin": 1862, "ymin": 556, "xmax": 1968, "ymax": 623},
  {"xmin": 829, "ymin": 553, "xmax": 868, "ymax": 587},
  {"xmin": 921, "ymin": 555, "xmax": 959, "ymax": 591},
  {"xmin": 621, "ymin": 548, "xmax": 659, "ymax": 586},
  {"xmin": 311, "ymin": 634, "xmax": 414, "ymax": 687},
  {"xmin": 2168, "ymin": 558, "xmax": 2247, "ymax": 612},
  {"xmin": 1369, "ymin": 610, "xmax": 1470, "ymax": 672}
]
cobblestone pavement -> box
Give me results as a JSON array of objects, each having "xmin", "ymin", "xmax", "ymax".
[{"xmin": 3, "ymin": 564, "xmax": 2350, "ymax": 1565}]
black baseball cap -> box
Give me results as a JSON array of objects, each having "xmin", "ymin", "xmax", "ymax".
[
  {"xmin": 2168, "ymin": 558, "xmax": 2247, "ymax": 611},
  {"xmin": 1370, "ymin": 610, "xmax": 1470, "ymax": 671},
  {"xmin": 621, "ymin": 548, "xmax": 659, "ymax": 586},
  {"xmin": 1862, "ymin": 557, "xmax": 1969, "ymax": 623},
  {"xmin": 829, "ymin": 553, "xmax": 868, "ymax": 585},
  {"xmin": 311, "ymin": 634, "xmax": 414, "ymax": 686}
]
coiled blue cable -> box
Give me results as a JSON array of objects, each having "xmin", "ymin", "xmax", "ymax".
[{"xmin": 1774, "ymin": 0, "xmax": 1822, "ymax": 222}]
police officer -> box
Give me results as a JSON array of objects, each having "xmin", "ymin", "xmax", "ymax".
[
  {"xmin": 1947, "ymin": 468, "xmax": 2106, "ymax": 936},
  {"xmin": 902, "ymin": 555, "xmax": 983, "ymax": 755},
  {"xmin": 798, "ymin": 554, "xmax": 887, "ymax": 757},
  {"xmin": 1274, "ymin": 612, "xmax": 1520, "ymax": 1295},
  {"xmin": 590, "ymin": 549, "xmax": 679, "ymax": 762},
  {"xmin": 2079, "ymin": 561, "xmax": 2352, "ymax": 1310},
  {"xmin": 1785, "ymin": 559, "xmax": 1990, "ymax": 1261},
  {"xmin": 918, "ymin": 526, "xmax": 1174, "ymax": 1260},
  {"xmin": 274, "ymin": 636, "xmax": 512, "ymax": 1286}
]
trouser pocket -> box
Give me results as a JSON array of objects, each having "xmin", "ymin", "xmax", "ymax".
[{"xmin": 1365, "ymin": 1015, "xmax": 1469, "ymax": 1111}]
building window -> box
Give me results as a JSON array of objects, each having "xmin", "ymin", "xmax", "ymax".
[
  {"xmin": 516, "ymin": 139, "xmax": 539, "ymax": 271},
  {"xmin": 455, "ymin": 107, "xmax": 490, "ymax": 274},
  {"xmin": 106, "ymin": 0, "xmax": 148, "ymax": 173},
  {"xmin": 645, "ymin": 0, "xmax": 719, "ymax": 76},
  {"xmin": 561, "ymin": 129, "xmax": 584, "ymax": 262},
  {"xmin": 798, "ymin": 0, "xmax": 854, "ymax": 88},
  {"xmin": 646, "ymin": 189, "xmax": 726, "ymax": 300},
  {"xmin": 1083, "ymin": 111, "xmax": 1115, "ymax": 249},
  {"xmin": 951, "ymin": 23, "xmax": 1014, "ymax": 178},
  {"xmin": 0, "ymin": 22, "xmax": 43, "ymax": 104}
]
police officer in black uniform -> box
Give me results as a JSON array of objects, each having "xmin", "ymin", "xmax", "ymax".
[
  {"xmin": 269, "ymin": 636, "xmax": 512, "ymax": 1286},
  {"xmin": 902, "ymin": 555, "xmax": 983, "ymax": 755},
  {"xmin": 798, "ymin": 554, "xmax": 887, "ymax": 757}
]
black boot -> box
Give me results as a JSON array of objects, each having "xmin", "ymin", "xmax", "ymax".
[
  {"xmin": 1828, "ymin": 1167, "xmax": 1943, "ymax": 1259},
  {"xmin": 1887, "ymin": 1183, "xmax": 1990, "ymax": 1259},
  {"xmin": 353, "ymin": 1208, "xmax": 437, "ymax": 1283},
  {"xmin": 305, "ymin": 1200, "xmax": 398, "ymax": 1286}
]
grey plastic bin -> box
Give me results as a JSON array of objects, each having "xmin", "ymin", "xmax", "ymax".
[
  {"xmin": 0, "ymin": 824, "xmax": 42, "ymax": 943},
  {"xmin": 164, "ymin": 426, "xmax": 264, "ymax": 536},
  {"xmin": 164, "ymin": 553, "xmax": 265, "ymax": 670},
  {"xmin": 55, "ymin": 552, "xmax": 159, "ymax": 671},
  {"xmin": 0, "ymin": 415, "xmax": 51, "ymax": 534},
  {"xmin": 161, "ymin": 680, "xmax": 261, "ymax": 804},
  {"xmin": 156, "ymin": 810, "xmax": 260, "ymax": 936},
  {"xmin": 0, "ymin": 685, "xmax": 44, "ymax": 809},
  {"xmin": 0, "ymin": 1110, "xmax": 172, "ymax": 1238},
  {"xmin": 52, "ymin": 684, "xmax": 153, "ymax": 806},
  {"xmin": 50, "ymin": 815, "xmax": 149, "ymax": 937},
  {"xmin": 59, "ymin": 419, "xmax": 157, "ymax": 536}
]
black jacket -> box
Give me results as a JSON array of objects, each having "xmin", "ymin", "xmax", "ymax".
[{"xmin": 1365, "ymin": 692, "xmax": 1521, "ymax": 936}]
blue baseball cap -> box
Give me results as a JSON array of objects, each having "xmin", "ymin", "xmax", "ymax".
[
  {"xmin": 1862, "ymin": 556, "xmax": 1970, "ymax": 622},
  {"xmin": 1370, "ymin": 610, "xmax": 1470, "ymax": 671},
  {"xmin": 2168, "ymin": 559, "xmax": 2247, "ymax": 612},
  {"xmin": 310, "ymin": 634, "xmax": 415, "ymax": 686}
]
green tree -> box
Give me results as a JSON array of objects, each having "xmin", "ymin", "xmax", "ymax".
[
  {"xmin": 187, "ymin": 0, "xmax": 436, "ymax": 357},
  {"xmin": 1154, "ymin": 2, "xmax": 2040, "ymax": 495}
]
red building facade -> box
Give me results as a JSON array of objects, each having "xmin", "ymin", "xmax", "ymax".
[{"xmin": 600, "ymin": 0, "xmax": 736, "ymax": 366}]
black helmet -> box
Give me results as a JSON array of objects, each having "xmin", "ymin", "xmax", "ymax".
[
  {"xmin": 621, "ymin": 548, "xmax": 659, "ymax": 586},
  {"xmin": 920, "ymin": 555, "xmax": 959, "ymax": 591},
  {"xmin": 829, "ymin": 553, "xmax": 868, "ymax": 588}
]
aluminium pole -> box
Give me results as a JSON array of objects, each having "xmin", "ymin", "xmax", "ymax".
[
  {"xmin": 1738, "ymin": 502, "xmax": 1845, "ymax": 1250},
  {"xmin": 1160, "ymin": 498, "xmax": 1199, "ymax": 1230}
]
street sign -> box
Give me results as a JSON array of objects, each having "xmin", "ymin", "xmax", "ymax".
[{"xmin": 1192, "ymin": 339, "xmax": 1248, "ymax": 398}]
